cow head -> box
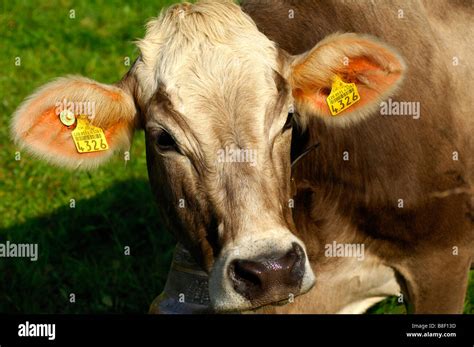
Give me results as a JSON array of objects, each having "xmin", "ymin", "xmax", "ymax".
[{"xmin": 11, "ymin": 1, "xmax": 405, "ymax": 311}]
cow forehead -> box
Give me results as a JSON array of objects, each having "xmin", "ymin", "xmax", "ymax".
[{"xmin": 134, "ymin": 1, "xmax": 281, "ymax": 111}]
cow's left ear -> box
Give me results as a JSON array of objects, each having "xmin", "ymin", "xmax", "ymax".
[{"xmin": 288, "ymin": 33, "xmax": 406, "ymax": 127}]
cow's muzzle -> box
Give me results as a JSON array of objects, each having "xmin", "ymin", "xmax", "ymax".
[
  {"xmin": 228, "ymin": 243, "xmax": 305, "ymax": 307},
  {"xmin": 209, "ymin": 231, "xmax": 315, "ymax": 312}
]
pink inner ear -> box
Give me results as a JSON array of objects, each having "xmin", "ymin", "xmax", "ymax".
[
  {"xmin": 20, "ymin": 107, "xmax": 125, "ymax": 160},
  {"xmin": 293, "ymin": 87, "xmax": 331, "ymax": 115},
  {"xmin": 293, "ymin": 56, "xmax": 403, "ymax": 117},
  {"xmin": 21, "ymin": 107, "xmax": 76, "ymax": 158},
  {"xmin": 342, "ymin": 56, "xmax": 402, "ymax": 88},
  {"xmin": 342, "ymin": 57, "xmax": 403, "ymax": 114}
]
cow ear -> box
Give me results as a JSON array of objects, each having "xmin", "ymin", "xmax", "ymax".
[
  {"xmin": 11, "ymin": 76, "xmax": 138, "ymax": 169},
  {"xmin": 288, "ymin": 33, "xmax": 406, "ymax": 127}
]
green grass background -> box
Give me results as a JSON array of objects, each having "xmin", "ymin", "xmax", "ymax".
[{"xmin": 0, "ymin": 0, "xmax": 472, "ymax": 313}]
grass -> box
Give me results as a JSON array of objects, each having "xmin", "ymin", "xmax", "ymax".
[
  {"xmin": 0, "ymin": 0, "xmax": 177, "ymax": 313},
  {"xmin": 0, "ymin": 0, "xmax": 472, "ymax": 313}
]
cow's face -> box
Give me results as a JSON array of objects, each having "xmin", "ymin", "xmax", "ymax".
[
  {"xmin": 11, "ymin": 1, "xmax": 404, "ymax": 312},
  {"xmin": 135, "ymin": 2, "xmax": 315, "ymax": 311}
]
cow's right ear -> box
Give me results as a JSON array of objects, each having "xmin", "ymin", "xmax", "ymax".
[{"xmin": 11, "ymin": 76, "xmax": 138, "ymax": 169}]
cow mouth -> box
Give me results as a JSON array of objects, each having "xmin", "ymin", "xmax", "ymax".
[
  {"xmin": 149, "ymin": 243, "xmax": 314, "ymax": 314},
  {"xmin": 242, "ymin": 278, "xmax": 315, "ymax": 313},
  {"xmin": 239, "ymin": 292, "xmax": 311, "ymax": 313}
]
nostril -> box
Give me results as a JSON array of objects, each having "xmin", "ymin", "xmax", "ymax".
[
  {"xmin": 229, "ymin": 260, "xmax": 263, "ymax": 294},
  {"xmin": 290, "ymin": 244, "xmax": 306, "ymax": 285},
  {"xmin": 291, "ymin": 242, "xmax": 304, "ymax": 259}
]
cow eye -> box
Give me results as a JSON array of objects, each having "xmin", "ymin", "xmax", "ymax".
[
  {"xmin": 156, "ymin": 129, "xmax": 178, "ymax": 152},
  {"xmin": 283, "ymin": 112, "xmax": 294, "ymax": 132}
]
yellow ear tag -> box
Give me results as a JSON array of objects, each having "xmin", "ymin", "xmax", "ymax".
[
  {"xmin": 326, "ymin": 75, "xmax": 360, "ymax": 116},
  {"xmin": 71, "ymin": 116, "xmax": 109, "ymax": 153}
]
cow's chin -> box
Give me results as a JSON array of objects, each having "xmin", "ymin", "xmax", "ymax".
[
  {"xmin": 208, "ymin": 230, "xmax": 316, "ymax": 313},
  {"xmin": 239, "ymin": 284, "xmax": 315, "ymax": 314},
  {"xmin": 210, "ymin": 279, "xmax": 315, "ymax": 313}
]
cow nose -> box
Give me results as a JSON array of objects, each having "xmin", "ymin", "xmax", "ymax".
[{"xmin": 228, "ymin": 243, "xmax": 305, "ymax": 305}]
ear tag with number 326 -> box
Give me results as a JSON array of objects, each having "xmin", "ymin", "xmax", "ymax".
[
  {"xmin": 72, "ymin": 116, "xmax": 109, "ymax": 153},
  {"xmin": 326, "ymin": 75, "xmax": 360, "ymax": 116}
]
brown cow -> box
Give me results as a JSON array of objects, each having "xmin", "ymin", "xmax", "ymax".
[{"xmin": 11, "ymin": 0, "xmax": 473, "ymax": 313}]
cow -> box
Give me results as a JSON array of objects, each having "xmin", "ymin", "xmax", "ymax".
[{"xmin": 10, "ymin": 0, "xmax": 473, "ymax": 313}]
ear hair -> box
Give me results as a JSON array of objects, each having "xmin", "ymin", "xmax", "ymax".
[
  {"xmin": 288, "ymin": 32, "xmax": 406, "ymax": 128},
  {"xmin": 11, "ymin": 76, "xmax": 137, "ymax": 170}
]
